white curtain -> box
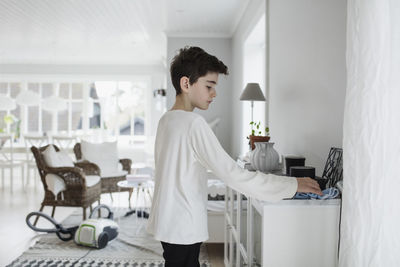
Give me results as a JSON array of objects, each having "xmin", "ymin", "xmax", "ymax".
[{"xmin": 340, "ymin": 0, "xmax": 400, "ymax": 266}]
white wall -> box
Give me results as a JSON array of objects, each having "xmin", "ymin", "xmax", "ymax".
[
  {"xmin": 231, "ymin": 0, "xmax": 266, "ymax": 158},
  {"xmin": 149, "ymin": 73, "xmax": 167, "ymax": 136},
  {"xmin": 167, "ymin": 37, "xmax": 233, "ymax": 154},
  {"xmin": 269, "ymin": 0, "xmax": 347, "ymax": 175}
]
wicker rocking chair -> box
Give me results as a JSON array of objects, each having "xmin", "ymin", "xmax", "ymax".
[
  {"xmin": 31, "ymin": 145, "xmax": 102, "ymax": 225},
  {"xmin": 73, "ymin": 143, "xmax": 133, "ymax": 202}
]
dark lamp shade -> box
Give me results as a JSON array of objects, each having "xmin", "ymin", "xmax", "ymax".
[{"xmin": 239, "ymin": 83, "xmax": 266, "ymax": 101}]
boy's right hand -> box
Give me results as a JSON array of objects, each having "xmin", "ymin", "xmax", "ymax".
[{"xmin": 296, "ymin": 177, "xmax": 323, "ymax": 196}]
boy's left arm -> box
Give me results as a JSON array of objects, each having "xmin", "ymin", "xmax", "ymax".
[{"xmin": 189, "ymin": 117, "xmax": 298, "ymax": 202}]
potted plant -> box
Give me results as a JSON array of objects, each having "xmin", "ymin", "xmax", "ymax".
[
  {"xmin": 2, "ymin": 114, "xmax": 20, "ymax": 139},
  {"xmin": 247, "ymin": 121, "xmax": 270, "ymax": 150}
]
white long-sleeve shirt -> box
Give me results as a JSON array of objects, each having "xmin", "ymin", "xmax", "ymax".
[{"xmin": 146, "ymin": 110, "xmax": 297, "ymax": 244}]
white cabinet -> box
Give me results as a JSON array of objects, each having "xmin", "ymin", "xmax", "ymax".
[{"xmin": 224, "ymin": 187, "xmax": 341, "ymax": 267}]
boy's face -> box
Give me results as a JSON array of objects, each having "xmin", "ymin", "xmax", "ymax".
[{"xmin": 186, "ymin": 72, "xmax": 218, "ymax": 110}]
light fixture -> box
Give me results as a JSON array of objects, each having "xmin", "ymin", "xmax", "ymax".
[
  {"xmin": 16, "ymin": 90, "xmax": 40, "ymax": 106},
  {"xmin": 239, "ymin": 83, "xmax": 266, "ymax": 124},
  {"xmin": 0, "ymin": 95, "xmax": 17, "ymax": 111}
]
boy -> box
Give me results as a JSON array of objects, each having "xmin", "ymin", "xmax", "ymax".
[{"xmin": 146, "ymin": 46, "xmax": 322, "ymax": 267}]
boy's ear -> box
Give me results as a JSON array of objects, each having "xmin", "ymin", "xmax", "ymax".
[{"xmin": 180, "ymin": 76, "xmax": 190, "ymax": 93}]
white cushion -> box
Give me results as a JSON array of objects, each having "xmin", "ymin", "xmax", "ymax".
[
  {"xmin": 45, "ymin": 174, "xmax": 67, "ymax": 196},
  {"xmin": 45, "ymin": 174, "xmax": 100, "ymax": 197},
  {"xmin": 101, "ymin": 170, "xmax": 128, "ymax": 178},
  {"xmin": 42, "ymin": 145, "xmax": 74, "ymax": 168},
  {"xmin": 85, "ymin": 175, "xmax": 101, "ymax": 187},
  {"xmin": 81, "ymin": 140, "xmax": 119, "ymax": 176}
]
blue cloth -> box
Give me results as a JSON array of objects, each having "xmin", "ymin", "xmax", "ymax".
[{"xmin": 294, "ymin": 187, "xmax": 339, "ymax": 200}]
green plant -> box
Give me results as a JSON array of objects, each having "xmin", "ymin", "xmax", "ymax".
[
  {"xmin": 2, "ymin": 114, "xmax": 20, "ymax": 137},
  {"xmin": 3, "ymin": 114, "xmax": 15, "ymax": 125},
  {"xmin": 249, "ymin": 121, "xmax": 269, "ymax": 137},
  {"xmin": 246, "ymin": 121, "xmax": 271, "ymax": 149}
]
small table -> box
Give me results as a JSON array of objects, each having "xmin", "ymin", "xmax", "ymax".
[
  {"xmin": 117, "ymin": 175, "xmax": 154, "ymax": 218},
  {"xmin": 131, "ymin": 162, "xmax": 147, "ymax": 174}
]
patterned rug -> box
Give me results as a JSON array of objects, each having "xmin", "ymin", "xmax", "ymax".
[{"xmin": 7, "ymin": 209, "xmax": 210, "ymax": 267}]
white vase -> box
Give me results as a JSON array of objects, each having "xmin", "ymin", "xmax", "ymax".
[{"xmin": 250, "ymin": 142, "xmax": 279, "ymax": 172}]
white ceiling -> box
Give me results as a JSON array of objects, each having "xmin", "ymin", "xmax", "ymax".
[{"xmin": 0, "ymin": 0, "xmax": 249, "ymax": 66}]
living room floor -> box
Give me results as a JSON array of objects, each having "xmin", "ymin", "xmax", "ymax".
[{"xmin": 0, "ymin": 171, "xmax": 224, "ymax": 267}]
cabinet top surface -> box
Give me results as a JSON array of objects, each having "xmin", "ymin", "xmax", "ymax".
[{"xmin": 253, "ymin": 198, "xmax": 341, "ymax": 206}]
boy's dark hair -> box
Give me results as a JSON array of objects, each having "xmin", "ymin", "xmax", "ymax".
[{"xmin": 170, "ymin": 46, "xmax": 229, "ymax": 95}]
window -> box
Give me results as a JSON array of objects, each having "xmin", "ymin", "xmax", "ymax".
[
  {"xmin": 0, "ymin": 77, "xmax": 150, "ymax": 142},
  {"xmin": 92, "ymin": 81, "xmax": 147, "ymax": 137},
  {"xmin": 58, "ymin": 83, "xmax": 84, "ymax": 133},
  {"xmin": 242, "ymin": 14, "xmax": 266, "ymax": 155}
]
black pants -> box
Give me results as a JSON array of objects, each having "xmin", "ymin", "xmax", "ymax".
[{"xmin": 161, "ymin": 241, "xmax": 202, "ymax": 267}]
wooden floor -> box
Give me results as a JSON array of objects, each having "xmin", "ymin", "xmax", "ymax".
[
  {"xmin": 207, "ymin": 243, "xmax": 225, "ymax": 267},
  {"xmin": 0, "ymin": 170, "xmax": 224, "ymax": 266}
]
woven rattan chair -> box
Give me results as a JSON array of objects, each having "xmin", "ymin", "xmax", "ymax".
[
  {"xmin": 73, "ymin": 143, "xmax": 133, "ymax": 201},
  {"xmin": 31, "ymin": 145, "xmax": 102, "ymax": 225}
]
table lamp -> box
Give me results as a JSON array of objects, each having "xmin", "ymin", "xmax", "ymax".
[{"xmin": 239, "ymin": 83, "xmax": 266, "ymax": 128}]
